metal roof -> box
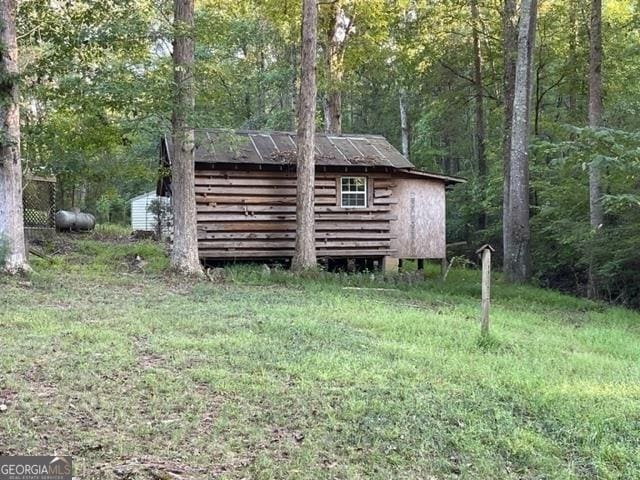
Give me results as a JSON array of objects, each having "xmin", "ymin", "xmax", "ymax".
[
  {"xmin": 172, "ymin": 129, "xmax": 416, "ymax": 169},
  {"xmin": 398, "ymin": 168, "xmax": 466, "ymax": 185}
]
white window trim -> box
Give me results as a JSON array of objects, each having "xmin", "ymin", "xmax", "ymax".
[{"xmin": 340, "ymin": 176, "xmax": 367, "ymax": 208}]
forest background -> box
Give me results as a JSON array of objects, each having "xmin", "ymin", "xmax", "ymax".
[{"xmin": 16, "ymin": 0, "xmax": 640, "ymax": 306}]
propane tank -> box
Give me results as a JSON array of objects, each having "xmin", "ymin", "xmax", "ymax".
[{"xmin": 55, "ymin": 209, "xmax": 96, "ymax": 232}]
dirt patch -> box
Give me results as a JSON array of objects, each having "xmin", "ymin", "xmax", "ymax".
[
  {"xmin": 92, "ymin": 457, "xmax": 209, "ymax": 480},
  {"xmin": 28, "ymin": 234, "xmax": 77, "ymax": 256},
  {"xmin": 266, "ymin": 425, "xmax": 305, "ymax": 448},
  {"xmin": 122, "ymin": 254, "xmax": 149, "ymax": 273},
  {"xmin": 90, "ymin": 453, "xmax": 260, "ymax": 479},
  {"xmin": 0, "ymin": 388, "xmax": 17, "ymax": 411},
  {"xmin": 138, "ymin": 353, "xmax": 165, "ymax": 370},
  {"xmin": 134, "ymin": 337, "xmax": 167, "ymax": 371},
  {"xmin": 193, "ymin": 384, "xmax": 227, "ymax": 436}
]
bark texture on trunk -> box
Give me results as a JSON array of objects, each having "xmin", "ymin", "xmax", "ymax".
[
  {"xmin": 289, "ymin": 42, "xmax": 298, "ymax": 130},
  {"xmin": 471, "ymin": 0, "xmax": 487, "ymax": 230},
  {"xmin": 322, "ymin": 0, "xmax": 348, "ymax": 135},
  {"xmin": 588, "ymin": 0, "xmax": 603, "ymax": 229},
  {"xmin": 399, "ymin": 88, "xmax": 410, "ymax": 160},
  {"xmin": 170, "ymin": 0, "xmax": 202, "ymax": 276},
  {"xmin": 587, "ymin": 0, "xmax": 603, "ymax": 298},
  {"xmin": 567, "ymin": 0, "xmax": 579, "ymax": 117},
  {"xmin": 0, "ymin": 0, "xmax": 29, "ymax": 274},
  {"xmin": 503, "ymin": 0, "xmax": 537, "ymax": 283},
  {"xmin": 292, "ymin": 0, "xmax": 318, "ymax": 272},
  {"xmin": 502, "ymin": 0, "xmax": 517, "ymax": 243}
]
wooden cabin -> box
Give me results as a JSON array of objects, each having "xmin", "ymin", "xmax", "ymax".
[{"xmin": 158, "ymin": 129, "xmax": 465, "ymax": 272}]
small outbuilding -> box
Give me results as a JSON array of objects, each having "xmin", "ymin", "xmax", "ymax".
[
  {"xmin": 157, "ymin": 129, "xmax": 465, "ymax": 271},
  {"xmin": 130, "ymin": 191, "xmax": 170, "ymax": 232}
]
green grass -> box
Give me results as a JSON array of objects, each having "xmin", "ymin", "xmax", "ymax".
[
  {"xmin": 93, "ymin": 223, "xmax": 133, "ymax": 238},
  {"xmin": 1, "ymin": 239, "xmax": 639, "ymax": 479}
]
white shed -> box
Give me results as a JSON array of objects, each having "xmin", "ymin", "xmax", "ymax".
[{"xmin": 130, "ymin": 191, "xmax": 170, "ymax": 232}]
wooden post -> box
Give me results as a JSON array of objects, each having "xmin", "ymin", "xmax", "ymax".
[
  {"xmin": 476, "ymin": 244, "xmax": 495, "ymax": 336},
  {"xmin": 382, "ymin": 256, "xmax": 399, "ymax": 274},
  {"xmin": 440, "ymin": 257, "xmax": 447, "ymax": 278}
]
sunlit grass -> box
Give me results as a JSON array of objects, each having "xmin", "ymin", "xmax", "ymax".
[{"xmin": 0, "ymin": 239, "xmax": 638, "ymax": 479}]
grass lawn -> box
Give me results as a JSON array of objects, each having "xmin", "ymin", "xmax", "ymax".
[{"xmin": 1, "ymin": 235, "xmax": 639, "ymax": 479}]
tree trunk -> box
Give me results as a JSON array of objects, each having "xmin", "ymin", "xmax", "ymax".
[
  {"xmin": 76, "ymin": 182, "xmax": 87, "ymax": 210},
  {"xmin": 534, "ymin": 58, "xmax": 542, "ymax": 136},
  {"xmin": 323, "ymin": 83, "xmax": 342, "ymax": 135},
  {"xmin": 289, "ymin": 42, "xmax": 298, "ymax": 130},
  {"xmin": 399, "ymin": 88, "xmax": 409, "ymax": 160},
  {"xmin": 502, "ymin": 0, "xmax": 517, "ymax": 247},
  {"xmin": 567, "ymin": 0, "xmax": 579, "ymax": 117},
  {"xmin": 442, "ymin": 131, "xmax": 452, "ymax": 175},
  {"xmin": 587, "ymin": 0, "xmax": 603, "ymax": 298},
  {"xmin": 0, "ymin": 0, "xmax": 29, "ymax": 274},
  {"xmin": 471, "ymin": 0, "xmax": 487, "ymax": 230},
  {"xmin": 292, "ymin": 0, "xmax": 318, "ymax": 272},
  {"xmin": 322, "ymin": 0, "xmax": 347, "ymax": 135},
  {"xmin": 503, "ymin": 0, "xmax": 537, "ymax": 283},
  {"xmin": 170, "ymin": 0, "xmax": 202, "ymax": 276},
  {"xmin": 588, "ymin": 0, "xmax": 603, "ymax": 228}
]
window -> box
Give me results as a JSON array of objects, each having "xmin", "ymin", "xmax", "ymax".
[{"xmin": 340, "ymin": 176, "xmax": 367, "ymax": 208}]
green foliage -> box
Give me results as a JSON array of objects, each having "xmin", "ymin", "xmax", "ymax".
[
  {"xmin": 11, "ymin": 0, "xmax": 640, "ymax": 308},
  {"xmin": 18, "ymin": 0, "xmax": 165, "ymax": 214},
  {"xmin": 96, "ymin": 193, "xmax": 128, "ymax": 224},
  {"xmin": 529, "ymin": 126, "xmax": 640, "ymax": 307},
  {"xmin": 147, "ymin": 198, "xmax": 172, "ymax": 237},
  {"xmin": 94, "ymin": 223, "xmax": 134, "ymax": 239},
  {"xmin": 37, "ymin": 238, "xmax": 168, "ymax": 275},
  {"xmin": 74, "ymin": 239, "xmax": 169, "ymax": 273}
]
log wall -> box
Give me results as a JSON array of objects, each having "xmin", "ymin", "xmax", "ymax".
[{"xmin": 195, "ymin": 168, "xmax": 399, "ymax": 259}]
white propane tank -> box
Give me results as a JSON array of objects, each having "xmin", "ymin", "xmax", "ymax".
[{"xmin": 55, "ymin": 209, "xmax": 96, "ymax": 232}]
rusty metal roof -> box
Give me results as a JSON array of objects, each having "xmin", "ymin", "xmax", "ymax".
[{"xmin": 180, "ymin": 129, "xmax": 416, "ymax": 169}]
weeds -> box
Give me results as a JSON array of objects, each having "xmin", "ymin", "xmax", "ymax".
[{"xmin": 1, "ymin": 236, "xmax": 639, "ymax": 478}]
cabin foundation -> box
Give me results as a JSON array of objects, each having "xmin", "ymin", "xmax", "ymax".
[{"xmin": 383, "ymin": 256, "xmax": 400, "ymax": 274}]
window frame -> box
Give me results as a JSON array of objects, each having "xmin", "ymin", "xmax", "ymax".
[{"xmin": 340, "ymin": 176, "xmax": 368, "ymax": 209}]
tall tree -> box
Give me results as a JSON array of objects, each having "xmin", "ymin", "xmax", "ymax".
[
  {"xmin": 170, "ymin": 0, "xmax": 202, "ymax": 276},
  {"xmin": 502, "ymin": 0, "xmax": 517, "ymax": 245},
  {"xmin": 0, "ymin": 0, "xmax": 28, "ymax": 274},
  {"xmin": 321, "ymin": 0, "xmax": 352, "ymax": 135},
  {"xmin": 292, "ymin": 0, "xmax": 318, "ymax": 271},
  {"xmin": 471, "ymin": 0, "xmax": 487, "ymax": 230},
  {"xmin": 503, "ymin": 0, "xmax": 537, "ymax": 283},
  {"xmin": 567, "ymin": 0, "xmax": 580, "ymax": 118},
  {"xmin": 588, "ymin": 0, "xmax": 603, "ymax": 228},
  {"xmin": 587, "ymin": 0, "xmax": 603, "ymax": 298},
  {"xmin": 399, "ymin": 88, "xmax": 409, "ymax": 160}
]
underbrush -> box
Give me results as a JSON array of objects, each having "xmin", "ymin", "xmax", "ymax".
[
  {"xmin": 29, "ymin": 233, "xmax": 168, "ymax": 276},
  {"xmin": 92, "ymin": 222, "xmax": 133, "ymax": 240}
]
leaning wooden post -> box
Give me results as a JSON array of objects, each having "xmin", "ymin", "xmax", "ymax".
[{"xmin": 476, "ymin": 244, "xmax": 495, "ymax": 336}]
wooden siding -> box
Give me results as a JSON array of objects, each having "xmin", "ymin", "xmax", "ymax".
[
  {"xmin": 195, "ymin": 169, "xmax": 399, "ymax": 259},
  {"xmin": 390, "ymin": 177, "xmax": 446, "ymax": 259}
]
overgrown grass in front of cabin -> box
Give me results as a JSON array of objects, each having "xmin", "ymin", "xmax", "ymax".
[
  {"xmin": 1, "ymin": 236, "xmax": 639, "ymax": 479},
  {"xmin": 93, "ymin": 223, "xmax": 134, "ymax": 239}
]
